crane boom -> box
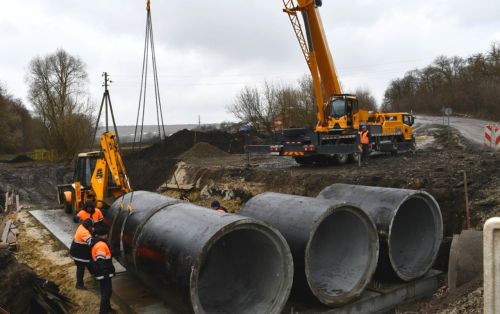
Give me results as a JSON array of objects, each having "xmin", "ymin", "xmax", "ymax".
[{"xmin": 282, "ymin": 0, "xmax": 343, "ymax": 128}]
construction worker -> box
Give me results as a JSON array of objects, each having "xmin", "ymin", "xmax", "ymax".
[
  {"xmin": 359, "ymin": 124, "xmax": 370, "ymax": 165},
  {"xmin": 211, "ymin": 200, "xmax": 227, "ymax": 213},
  {"xmin": 69, "ymin": 218, "xmax": 94, "ymax": 289},
  {"xmin": 91, "ymin": 225, "xmax": 116, "ymax": 314},
  {"xmin": 74, "ymin": 201, "xmax": 104, "ymax": 227}
]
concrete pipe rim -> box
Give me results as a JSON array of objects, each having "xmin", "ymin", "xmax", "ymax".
[
  {"xmin": 304, "ymin": 203, "xmax": 379, "ymax": 306},
  {"xmin": 190, "ymin": 219, "xmax": 294, "ymax": 314},
  {"xmin": 388, "ymin": 192, "xmax": 443, "ymax": 281}
]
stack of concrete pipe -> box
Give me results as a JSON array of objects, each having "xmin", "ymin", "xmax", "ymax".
[{"xmin": 104, "ymin": 184, "xmax": 443, "ymax": 313}]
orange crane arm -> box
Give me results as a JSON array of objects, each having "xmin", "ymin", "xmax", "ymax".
[{"xmin": 282, "ymin": 0, "xmax": 342, "ymax": 127}]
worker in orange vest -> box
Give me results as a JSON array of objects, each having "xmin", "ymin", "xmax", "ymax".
[
  {"xmin": 91, "ymin": 225, "xmax": 116, "ymax": 314},
  {"xmin": 211, "ymin": 200, "xmax": 227, "ymax": 213},
  {"xmin": 74, "ymin": 201, "xmax": 104, "ymax": 227},
  {"xmin": 359, "ymin": 124, "xmax": 370, "ymax": 165},
  {"xmin": 69, "ymin": 218, "xmax": 94, "ymax": 289}
]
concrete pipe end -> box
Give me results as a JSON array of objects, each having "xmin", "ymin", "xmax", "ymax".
[
  {"xmin": 305, "ymin": 204, "xmax": 379, "ymax": 306},
  {"xmin": 190, "ymin": 220, "xmax": 293, "ymax": 314},
  {"xmin": 388, "ymin": 192, "xmax": 443, "ymax": 281}
]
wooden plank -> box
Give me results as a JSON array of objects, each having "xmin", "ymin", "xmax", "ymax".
[
  {"xmin": 4, "ymin": 192, "xmax": 8, "ymax": 213},
  {"xmin": 16, "ymin": 195, "xmax": 20, "ymax": 212},
  {"xmin": 1, "ymin": 220, "xmax": 12, "ymax": 243}
]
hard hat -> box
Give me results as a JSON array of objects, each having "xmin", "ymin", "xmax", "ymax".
[
  {"xmin": 82, "ymin": 218, "xmax": 94, "ymax": 229},
  {"xmin": 211, "ymin": 200, "xmax": 220, "ymax": 208}
]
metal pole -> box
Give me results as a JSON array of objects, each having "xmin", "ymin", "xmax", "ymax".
[
  {"xmin": 104, "ymin": 72, "xmax": 109, "ymax": 132},
  {"xmin": 463, "ymin": 170, "xmax": 471, "ymax": 229}
]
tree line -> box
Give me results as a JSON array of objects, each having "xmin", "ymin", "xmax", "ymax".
[
  {"xmin": 382, "ymin": 42, "xmax": 500, "ymax": 119},
  {"xmin": 0, "ymin": 85, "xmax": 39, "ymax": 154},
  {"xmin": 0, "ymin": 49, "xmax": 94, "ymax": 157},
  {"xmin": 228, "ymin": 75, "xmax": 377, "ymax": 133}
]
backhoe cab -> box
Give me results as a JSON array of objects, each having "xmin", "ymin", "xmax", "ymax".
[{"xmin": 57, "ymin": 132, "xmax": 131, "ymax": 214}]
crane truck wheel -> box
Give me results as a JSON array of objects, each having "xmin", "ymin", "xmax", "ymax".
[
  {"xmin": 335, "ymin": 154, "xmax": 348, "ymax": 164},
  {"xmin": 348, "ymin": 152, "xmax": 359, "ymax": 163}
]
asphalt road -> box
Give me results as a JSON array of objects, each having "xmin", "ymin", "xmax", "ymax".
[{"xmin": 415, "ymin": 115, "xmax": 498, "ymax": 147}]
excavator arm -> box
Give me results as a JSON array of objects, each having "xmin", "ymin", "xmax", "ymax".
[{"xmin": 91, "ymin": 132, "xmax": 132, "ymax": 207}]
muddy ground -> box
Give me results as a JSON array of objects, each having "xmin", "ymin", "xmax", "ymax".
[{"xmin": 0, "ymin": 125, "xmax": 498, "ymax": 313}]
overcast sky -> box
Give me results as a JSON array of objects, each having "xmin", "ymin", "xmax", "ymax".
[{"xmin": 1, "ymin": 0, "xmax": 498, "ymax": 125}]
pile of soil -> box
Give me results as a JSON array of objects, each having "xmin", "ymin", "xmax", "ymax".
[
  {"xmin": 0, "ymin": 249, "xmax": 36, "ymax": 313},
  {"xmin": 7, "ymin": 155, "xmax": 34, "ymax": 163},
  {"xmin": 125, "ymin": 129, "xmax": 244, "ymax": 191},
  {"xmin": 179, "ymin": 142, "xmax": 230, "ymax": 161},
  {"xmin": 0, "ymin": 163, "xmax": 72, "ymax": 206}
]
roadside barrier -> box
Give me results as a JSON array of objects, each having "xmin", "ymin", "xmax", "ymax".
[
  {"xmin": 484, "ymin": 217, "xmax": 500, "ymax": 314},
  {"xmin": 28, "ymin": 149, "xmax": 58, "ymax": 161},
  {"xmin": 484, "ymin": 125, "xmax": 500, "ymax": 152}
]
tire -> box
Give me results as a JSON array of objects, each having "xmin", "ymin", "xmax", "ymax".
[
  {"xmin": 64, "ymin": 201, "xmax": 73, "ymax": 214},
  {"xmin": 348, "ymin": 153, "xmax": 359, "ymax": 163},
  {"xmin": 335, "ymin": 154, "xmax": 348, "ymax": 165}
]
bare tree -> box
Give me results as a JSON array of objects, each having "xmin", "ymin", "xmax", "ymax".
[
  {"xmin": 227, "ymin": 85, "xmax": 275, "ymax": 134},
  {"xmin": 355, "ymin": 88, "xmax": 378, "ymax": 111},
  {"xmin": 26, "ymin": 49, "xmax": 94, "ymax": 157}
]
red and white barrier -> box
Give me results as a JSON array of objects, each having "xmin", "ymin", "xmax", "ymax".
[
  {"xmin": 484, "ymin": 125, "xmax": 500, "ymax": 152},
  {"xmin": 496, "ymin": 126, "xmax": 500, "ymax": 152}
]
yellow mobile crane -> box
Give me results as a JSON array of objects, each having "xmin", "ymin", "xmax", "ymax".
[{"xmin": 261, "ymin": 0, "xmax": 415, "ymax": 165}]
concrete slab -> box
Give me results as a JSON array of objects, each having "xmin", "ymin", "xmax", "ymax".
[
  {"xmin": 448, "ymin": 229, "xmax": 483, "ymax": 290},
  {"xmin": 29, "ymin": 209, "xmax": 169, "ymax": 314}
]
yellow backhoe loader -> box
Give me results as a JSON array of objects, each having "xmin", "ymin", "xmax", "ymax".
[{"xmin": 57, "ymin": 132, "xmax": 131, "ymax": 213}]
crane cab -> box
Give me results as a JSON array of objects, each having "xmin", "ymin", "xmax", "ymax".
[{"xmin": 323, "ymin": 94, "xmax": 362, "ymax": 133}]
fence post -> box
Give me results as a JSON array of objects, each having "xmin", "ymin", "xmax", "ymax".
[{"xmin": 484, "ymin": 217, "xmax": 500, "ymax": 314}]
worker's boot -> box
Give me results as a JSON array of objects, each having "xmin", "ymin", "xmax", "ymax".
[{"xmin": 75, "ymin": 283, "xmax": 86, "ymax": 290}]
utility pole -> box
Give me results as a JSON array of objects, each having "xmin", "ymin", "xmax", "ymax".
[{"xmin": 89, "ymin": 72, "xmax": 120, "ymax": 148}]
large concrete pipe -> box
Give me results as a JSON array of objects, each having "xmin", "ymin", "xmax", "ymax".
[
  {"xmin": 105, "ymin": 191, "xmax": 293, "ymax": 314},
  {"xmin": 317, "ymin": 184, "xmax": 443, "ymax": 281},
  {"xmin": 240, "ymin": 192, "xmax": 379, "ymax": 306}
]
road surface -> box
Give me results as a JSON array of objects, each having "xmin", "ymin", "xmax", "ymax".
[{"xmin": 415, "ymin": 115, "xmax": 498, "ymax": 147}]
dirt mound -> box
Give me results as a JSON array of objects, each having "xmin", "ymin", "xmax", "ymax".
[
  {"xmin": 0, "ymin": 249, "xmax": 36, "ymax": 313},
  {"xmin": 124, "ymin": 129, "xmax": 244, "ymax": 191},
  {"xmin": 7, "ymin": 155, "xmax": 34, "ymax": 163},
  {"xmin": 179, "ymin": 142, "xmax": 230, "ymax": 161}
]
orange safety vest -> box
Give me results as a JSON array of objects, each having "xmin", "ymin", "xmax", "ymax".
[
  {"xmin": 360, "ymin": 130, "xmax": 370, "ymax": 145},
  {"xmin": 91, "ymin": 241, "xmax": 112, "ymax": 261},
  {"xmin": 74, "ymin": 224, "xmax": 92, "ymax": 245},
  {"xmin": 77, "ymin": 208, "xmax": 104, "ymax": 223}
]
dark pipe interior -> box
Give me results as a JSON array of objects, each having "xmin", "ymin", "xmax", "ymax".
[
  {"xmin": 390, "ymin": 197, "xmax": 438, "ymax": 279},
  {"xmin": 307, "ymin": 210, "xmax": 372, "ymax": 297},
  {"xmin": 197, "ymin": 228, "xmax": 287, "ymax": 314}
]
